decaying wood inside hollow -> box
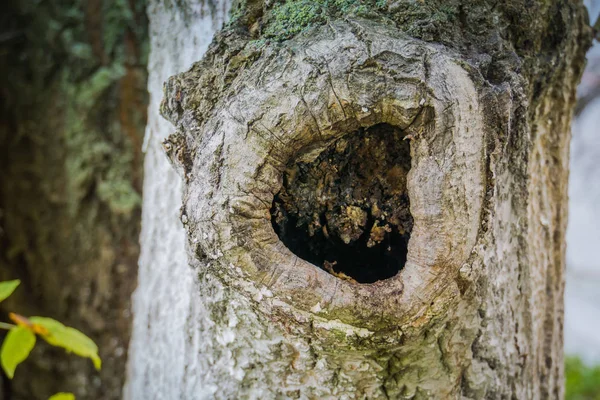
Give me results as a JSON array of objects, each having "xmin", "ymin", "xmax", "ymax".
[{"xmin": 271, "ymin": 123, "xmax": 412, "ymax": 283}]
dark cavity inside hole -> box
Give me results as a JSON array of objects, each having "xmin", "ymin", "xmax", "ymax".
[{"xmin": 270, "ymin": 123, "xmax": 413, "ymax": 284}]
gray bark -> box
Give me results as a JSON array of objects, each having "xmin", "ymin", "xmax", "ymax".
[{"xmin": 129, "ymin": 0, "xmax": 592, "ymax": 398}]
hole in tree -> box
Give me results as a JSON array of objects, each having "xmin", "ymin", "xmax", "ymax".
[{"xmin": 270, "ymin": 123, "xmax": 413, "ymax": 284}]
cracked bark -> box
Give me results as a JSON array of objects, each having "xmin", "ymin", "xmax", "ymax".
[{"xmin": 128, "ymin": 0, "xmax": 592, "ymax": 398}]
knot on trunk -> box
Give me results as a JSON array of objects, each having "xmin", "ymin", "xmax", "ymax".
[{"xmin": 161, "ymin": 18, "xmax": 487, "ymax": 332}]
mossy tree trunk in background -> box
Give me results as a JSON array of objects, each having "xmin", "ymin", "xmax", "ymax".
[
  {"xmin": 128, "ymin": 0, "xmax": 594, "ymax": 398},
  {"xmin": 0, "ymin": 1, "xmax": 147, "ymax": 399}
]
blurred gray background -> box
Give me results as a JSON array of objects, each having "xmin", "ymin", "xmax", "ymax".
[{"xmin": 564, "ymin": 0, "xmax": 600, "ymax": 364}]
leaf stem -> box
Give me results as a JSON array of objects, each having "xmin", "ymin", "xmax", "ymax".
[{"xmin": 0, "ymin": 322, "xmax": 16, "ymax": 330}]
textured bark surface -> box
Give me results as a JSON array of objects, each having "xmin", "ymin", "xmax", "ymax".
[
  {"xmin": 0, "ymin": 1, "xmax": 147, "ymax": 399},
  {"xmin": 129, "ymin": 0, "xmax": 591, "ymax": 399}
]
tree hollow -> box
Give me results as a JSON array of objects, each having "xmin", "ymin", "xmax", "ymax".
[{"xmin": 271, "ymin": 123, "xmax": 413, "ymax": 283}]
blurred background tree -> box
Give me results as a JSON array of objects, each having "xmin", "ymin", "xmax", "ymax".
[{"xmin": 0, "ymin": 0, "xmax": 147, "ymax": 399}]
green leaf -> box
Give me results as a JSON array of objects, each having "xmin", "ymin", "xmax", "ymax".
[
  {"xmin": 0, "ymin": 326, "xmax": 36, "ymax": 378},
  {"xmin": 48, "ymin": 393, "xmax": 75, "ymax": 400},
  {"xmin": 0, "ymin": 280, "xmax": 20, "ymax": 303},
  {"xmin": 565, "ymin": 356, "xmax": 600, "ymax": 400},
  {"xmin": 29, "ymin": 317, "xmax": 101, "ymax": 370}
]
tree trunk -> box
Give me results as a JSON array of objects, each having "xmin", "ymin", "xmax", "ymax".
[
  {"xmin": 0, "ymin": 1, "xmax": 147, "ymax": 399},
  {"xmin": 128, "ymin": 0, "xmax": 592, "ymax": 398}
]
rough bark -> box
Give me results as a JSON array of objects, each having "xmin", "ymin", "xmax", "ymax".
[
  {"xmin": 0, "ymin": 1, "xmax": 147, "ymax": 399},
  {"xmin": 129, "ymin": 0, "xmax": 591, "ymax": 398}
]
